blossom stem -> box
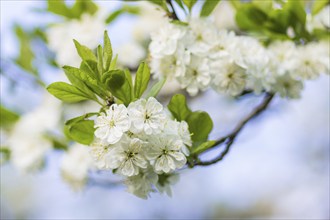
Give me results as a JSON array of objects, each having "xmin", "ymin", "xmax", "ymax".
[{"xmin": 194, "ymin": 92, "xmax": 275, "ymax": 166}]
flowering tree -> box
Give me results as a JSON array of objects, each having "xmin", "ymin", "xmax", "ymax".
[{"xmin": 1, "ymin": 0, "xmax": 329, "ymax": 199}]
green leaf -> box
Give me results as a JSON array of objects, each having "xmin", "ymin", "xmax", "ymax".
[
  {"xmin": 69, "ymin": 120, "xmax": 95, "ymax": 145},
  {"xmin": 47, "ymin": 0, "xmax": 97, "ymax": 19},
  {"xmin": 200, "ymin": 0, "xmax": 221, "ymax": 17},
  {"xmin": 125, "ymin": 69, "xmax": 134, "ymax": 100},
  {"xmin": 182, "ymin": 0, "xmax": 197, "ymax": 11},
  {"xmin": 149, "ymin": 0, "xmax": 169, "ymax": 12},
  {"xmin": 14, "ymin": 26, "xmax": 37, "ymax": 75},
  {"xmin": 47, "ymin": 82, "xmax": 89, "ymax": 103},
  {"xmin": 104, "ymin": 70, "xmax": 132, "ymax": 106},
  {"xmin": 312, "ymin": 0, "xmax": 329, "ymax": 15},
  {"xmin": 236, "ymin": 4, "xmax": 268, "ymax": 31},
  {"xmin": 47, "ymin": 0, "xmax": 73, "ymax": 18},
  {"xmin": 109, "ymin": 54, "xmax": 118, "ymax": 70},
  {"xmin": 64, "ymin": 113, "xmax": 98, "ymax": 142},
  {"xmin": 0, "ymin": 106, "xmax": 19, "ymax": 128},
  {"xmin": 63, "ymin": 66, "xmax": 98, "ymax": 101},
  {"xmin": 190, "ymin": 140, "xmax": 216, "ymax": 155},
  {"xmin": 103, "ymin": 31, "xmax": 113, "ymax": 71},
  {"xmin": 134, "ymin": 62, "xmax": 150, "ymax": 98},
  {"xmin": 0, "ymin": 147, "xmax": 11, "ymax": 164},
  {"xmin": 168, "ymin": 94, "xmax": 192, "ymax": 121},
  {"xmin": 71, "ymin": 0, "xmax": 98, "ymax": 17},
  {"xmin": 80, "ymin": 61, "xmax": 98, "ymax": 80},
  {"xmin": 145, "ymin": 77, "xmax": 166, "ymax": 98},
  {"xmin": 73, "ymin": 39, "xmax": 97, "ymax": 62},
  {"xmin": 186, "ymin": 111, "xmax": 213, "ymax": 143},
  {"xmin": 97, "ymin": 45, "xmax": 104, "ymax": 76},
  {"xmin": 174, "ymin": 0, "xmax": 186, "ymax": 11}
]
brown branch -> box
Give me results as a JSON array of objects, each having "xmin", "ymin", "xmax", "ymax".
[{"xmin": 194, "ymin": 92, "xmax": 275, "ymax": 166}]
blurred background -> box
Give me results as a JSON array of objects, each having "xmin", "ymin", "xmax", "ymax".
[{"xmin": 1, "ymin": 1, "xmax": 329, "ymax": 219}]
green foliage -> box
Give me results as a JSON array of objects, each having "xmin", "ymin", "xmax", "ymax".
[
  {"xmin": 104, "ymin": 70, "xmax": 133, "ymax": 106},
  {"xmin": 312, "ymin": 0, "xmax": 329, "ymax": 15},
  {"xmin": 200, "ymin": 0, "xmax": 221, "ymax": 17},
  {"xmin": 149, "ymin": 0, "xmax": 169, "ymax": 12},
  {"xmin": 168, "ymin": 94, "xmax": 192, "ymax": 121},
  {"xmin": 0, "ymin": 147, "xmax": 11, "ymax": 164},
  {"xmin": 73, "ymin": 40, "xmax": 97, "ymax": 62},
  {"xmin": 103, "ymin": 31, "xmax": 113, "ymax": 71},
  {"xmin": 182, "ymin": 0, "xmax": 197, "ymax": 11},
  {"xmin": 186, "ymin": 111, "xmax": 213, "ymax": 143},
  {"xmin": 146, "ymin": 78, "xmax": 166, "ymax": 98},
  {"xmin": 235, "ymin": 0, "xmax": 312, "ymax": 41},
  {"xmin": 47, "ymin": 0, "xmax": 98, "ymax": 19},
  {"xmin": 105, "ymin": 5, "xmax": 140, "ymax": 24},
  {"xmin": 0, "ymin": 106, "xmax": 19, "ymax": 128},
  {"xmin": 47, "ymin": 82, "xmax": 90, "ymax": 103},
  {"xmin": 134, "ymin": 62, "xmax": 150, "ymax": 99},
  {"xmin": 190, "ymin": 140, "xmax": 216, "ymax": 155},
  {"xmin": 168, "ymin": 94, "xmax": 213, "ymax": 144},
  {"xmin": 14, "ymin": 25, "xmax": 38, "ymax": 75},
  {"xmin": 64, "ymin": 113, "xmax": 97, "ymax": 145}
]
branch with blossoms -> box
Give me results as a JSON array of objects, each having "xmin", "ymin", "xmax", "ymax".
[{"xmin": 1, "ymin": 0, "xmax": 329, "ymax": 199}]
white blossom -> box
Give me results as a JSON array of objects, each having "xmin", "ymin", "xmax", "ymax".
[
  {"xmin": 271, "ymin": 74, "xmax": 304, "ymax": 99},
  {"xmin": 106, "ymin": 137, "xmax": 148, "ymax": 176},
  {"xmin": 61, "ymin": 143, "xmax": 93, "ymax": 189},
  {"xmin": 128, "ymin": 97, "xmax": 166, "ymax": 135},
  {"xmin": 89, "ymin": 139, "xmax": 112, "ymax": 169},
  {"xmin": 47, "ymin": 11, "xmax": 106, "ymax": 66},
  {"xmin": 156, "ymin": 173, "xmax": 180, "ymax": 197},
  {"xmin": 94, "ymin": 104, "xmax": 130, "ymax": 144},
  {"xmin": 292, "ymin": 42, "xmax": 330, "ymax": 80},
  {"xmin": 187, "ymin": 18, "xmax": 218, "ymax": 56},
  {"xmin": 7, "ymin": 93, "xmax": 61, "ymax": 172},
  {"xmin": 210, "ymin": 59, "xmax": 246, "ymax": 96},
  {"xmin": 149, "ymin": 22, "xmax": 186, "ymax": 58},
  {"xmin": 125, "ymin": 167, "xmax": 158, "ymax": 199},
  {"xmin": 178, "ymin": 55, "xmax": 211, "ymax": 96},
  {"xmin": 268, "ymin": 41, "xmax": 299, "ymax": 75},
  {"xmin": 146, "ymin": 136, "xmax": 187, "ymax": 173}
]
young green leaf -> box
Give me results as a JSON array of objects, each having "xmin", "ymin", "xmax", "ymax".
[
  {"xmin": 97, "ymin": 45, "xmax": 104, "ymax": 76},
  {"xmin": 125, "ymin": 69, "xmax": 135, "ymax": 100},
  {"xmin": 47, "ymin": 0, "xmax": 73, "ymax": 18},
  {"xmin": 63, "ymin": 66, "xmax": 98, "ymax": 101},
  {"xmin": 47, "ymin": 82, "xmax": 89, "ymax": 103},
  {"xmin": 104, "ymin": 70, "xmax": 133, "ymax": 106},
  {"xmin": 73, "ymin": 39, "xmax": 97, "ymax": 62},
  {"xmin": 168, "ymin": 94, "xmax": 192, "ymax": 121},
  {"xmin": 200, "ymin": 0, "xmax": 221, "ymax": 17},
  {"xmin": 14, "ymin": 26, "xmax": 38, "ymax": 76},
  {"xmin": 145, "ymin": 77, "xmax": 166, "ymax": 98},
  {"xmin": 103, "ymin": 31, "xmax": 113, "ymax": 71},
  {"xmin": 0, "ymin": 106, "xmax": 19, "ymax": 128},
  {"xmin": 134, "ymin": 62, "xmax": 150, "ymax": 98},
  {"xmin": 183, "ymin": 0, "xmax": 197, "ymax": 11},
  {"xmin": 312, "ymin": 0, "xmax": 329, "ymax": 15},
  {"xmin": 69, "ymin": 120, "xmax": 95, "ymax": 145},
  {"xmin": 109, "ymin": 54, "xmax": 118, "ymax": 70},
  {"xmin": 190, "ymin": 140, "xmax": 216, "ymax": 155},
  {"xmin": 186, "ymin": 111, "xmax": 213, "ymax": 143}
]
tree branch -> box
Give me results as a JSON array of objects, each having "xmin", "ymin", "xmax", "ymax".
[{"xmin": 194, "ymin": 92, "xmax": 275, "ymax": 166}]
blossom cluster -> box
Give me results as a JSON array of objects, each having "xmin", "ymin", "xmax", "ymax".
[
  {"xmin": 90, "ymin": 97, "xmax": 192, "ymax": 198},
  {"xmin": 149, "ymin": 18, "xmax": 329, "ymax": 98}
]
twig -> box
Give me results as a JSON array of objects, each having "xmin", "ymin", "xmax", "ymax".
[{"xmin": 194, "ymin": 92, "xmax": 275, "ymax": 166}]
